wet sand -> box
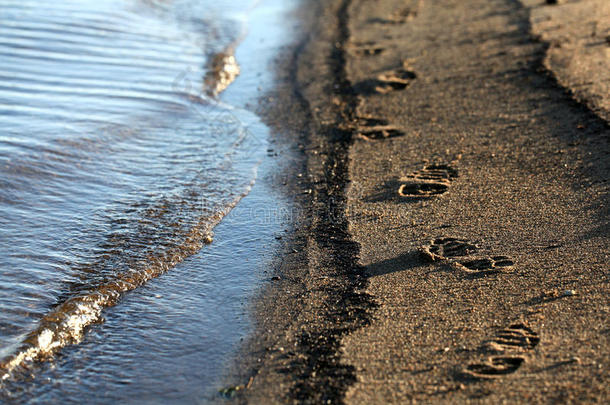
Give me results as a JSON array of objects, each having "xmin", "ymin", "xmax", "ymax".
[
  {"xmin": 228, "ymin": 0, "xmax": 609, "ymax": 403},
  {"xmin": 524, "ymin": 0, "xmax": 610, "ymax": 121}
]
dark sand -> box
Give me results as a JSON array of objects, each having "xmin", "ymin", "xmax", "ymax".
[{"xmin": 227, "ymin": 0, "xmax": 609, "ymax": 403}]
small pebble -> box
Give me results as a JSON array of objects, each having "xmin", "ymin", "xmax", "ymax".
[{"xmin": 562, "ymin": 289, "xmax": 577, "ymax": 297}]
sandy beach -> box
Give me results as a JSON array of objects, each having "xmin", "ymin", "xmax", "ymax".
[{"xmin": 226, "ymin": 0, "xmax": 609, "ymax": 403}]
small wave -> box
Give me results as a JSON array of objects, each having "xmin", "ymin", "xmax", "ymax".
[
  {"xmin": 0, "ymin": 174, "xmax": 255, "ymax": 380},
  {"xmin": 0, "ymin": 0, "xmax": 264, "ymax": 383}
]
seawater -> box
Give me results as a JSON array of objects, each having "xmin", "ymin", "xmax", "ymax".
[{"xmin": 0, "ymin": 0, "xmax": 298, "ymax": 401}]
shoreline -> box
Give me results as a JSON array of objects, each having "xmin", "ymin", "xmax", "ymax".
[
  {"xmin": 224, "ymin": 1, "xmax": 376, "ymax": 401},
  {"xmin": 0, "ymin": 0, "xmax": 303, "ymax": 401},
  {"xmin": 230, "ymin": 0, "xmax": 609, "ymax": 403}
]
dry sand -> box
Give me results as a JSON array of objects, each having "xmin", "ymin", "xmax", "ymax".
[
  {"xmin": 343, "ymin": 0, "xmax": 609, "ymax": 402},
  {"xmin": 227, "ymin": 0, "xmax": 609, "ymax": 403}
]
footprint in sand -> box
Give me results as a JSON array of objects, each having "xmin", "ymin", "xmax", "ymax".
[
  {"xmin": 356, "ymin": 116, "xmax": 390, "ymax": 127},
  {"xmin": 348, "ymin": 42, "xmax": 385, "ymax": 57},
  {"xmin": 352, "ymin": 116, "xmax": 405, "ymax": 140},
  {"xmin": 485, "ymin": 324, "xmax": 540, "ymax": 352},
  {"xmin": 353, "ymin": 65, "xmax": 417, "ymax": 95},
  {"xmin": 462, "ymin": 324, "xmax": 539, "ymax": 379},
  {"xmin": 358, "ymin": 127, "xmax": 405, "ymax": 140},
  {"xmin": 374, "ymin": 69, "xmax": 417, "ymax": 93},
  {"xmin": 388, "ymin": 7, "xmax": 418, "ymax": 24},
  {"xmin": 464, "ymin": 356, "xmax": 525, "ymax": 379},
  {"xmin": 398, "ymin": 164, "xmax": 458, "ymax": 199},
  {"xmin": 367, "ymin": 5, "xmax": 419, "ymax": 25},
  {"xmin": 398, "ymin": 182, "xmax": 449, "ymax": 198},
  {"xmin": 458, "ymin": 256, "xmax": 515, "ymax": 274},
  {"xmin": 422, "ymin": 237, "xmax": 478, "ymax": 259},
  {"xmin": 421, "ymin": 237, "xmax": 515, "ymax": 275}
]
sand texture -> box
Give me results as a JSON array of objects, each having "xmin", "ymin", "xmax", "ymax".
[
  {"xmin": 342, "ymin": 0, "xmax": 609, "ymax": 402},
  {"xmin": 524, "ymin": 0, "xmax": 610, "ymax": 121},
  {"xmin": 229, "ymin": 0, "xmax": 610, "ymax": 403}
]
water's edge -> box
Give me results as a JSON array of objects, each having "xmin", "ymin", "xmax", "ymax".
[{"xmin": 0, "ymin": 0, "xmax": 301, "ymax": 401}]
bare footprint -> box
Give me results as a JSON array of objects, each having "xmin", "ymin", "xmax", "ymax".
[
  {"xmin": 367, "ymin": 5, "xmax": 419, "ymax": 25},
  {"xmin": 375, "ymin": 69, "xmax": 417, "ymax": 93},
  {"xmin": 421, "ymin": 237, "xmax": 515, "ymax": 275},
  {"xmin": 464, "ymin": 356, "xmax": 525, "ymax": 379},
  {"xmin": 357, "ymin": 127, "xmax": 405, "ymax": 140},
  {"xmin": 353, "ymin": 65, "xmax": 417, "ymax": 95},
  {"xmin": 421, "ymin": 237, "xmax": 478, "ymax": 260},
  {"xmin": 462, "ymin": 323, "xmax": 539, "ymax": 380},
  {"xmin": 398, "ymin": 182, "xmax": 448, "ymax": 198},
  {"xmin": 351, "ymin": 116, "xmax": 405, "ymax": 140},
  {"xmin": 398, "ymin": 164, "xmax": 458, "ymax": 199},
  {"xmin": 389, "ymin": 7, "xmax": 418, "ymax": 23},
  {"xmin": 355, "ymin": 116, "xmax": 390, "ymax": 127},
  {"xmin": 457, "ymin": 256, "xmax": 515, "ymax": 275},
  {"xmin": 348, "ymin": 41, "xmax": 386, "ymax": 57},
  {"xmin": 350, "ymin": 46, "xmax": 385, "ymax": 57},
  {"xmin": 486, "ymin": 324, "xmax": 539, "ymax": 352},
  {"xmin": 407, "ymin": 164, "xmax": 458, "ymax": 182}
]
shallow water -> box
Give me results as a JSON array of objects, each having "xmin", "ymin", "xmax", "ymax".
[{"xmin": 0, "ymin": 0, "xmax": 297, "ymax": 401}]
